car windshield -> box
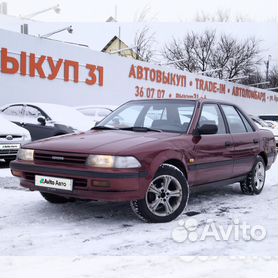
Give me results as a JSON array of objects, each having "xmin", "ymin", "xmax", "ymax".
[{"xmin": 97, "ymin": 100, "xmax": 196, "ymax": 133}]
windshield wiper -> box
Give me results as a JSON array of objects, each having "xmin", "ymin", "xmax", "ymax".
[
  {"xmin": 91, "ymin": 126, "xmax": 118, "ymax": 130},
  {"xmin": 119, "ymin": 126, "xmax": 162, "ymax": 132}
]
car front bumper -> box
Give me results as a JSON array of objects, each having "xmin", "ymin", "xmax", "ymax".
[
  {"xmin": 10, "ymin": 161, "xmax": 150, "ymax": 201},
  {"xmin": 275, "ymin": 136, "xmax": 278, "ymax": 147},
  {"xmin": 0, "ymin": 140, "xmax": 30, "ymax": 159}
]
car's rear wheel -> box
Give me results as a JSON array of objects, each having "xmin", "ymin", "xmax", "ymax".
[
  {"xmin": 40, "ymin": 192, "xmax": 71, "ymax": 204},
  {"xmin": 130, "ymin": 164, "xmax": 189, "ymax": 223},
  {"xmin": 240, "ymin": 156, "xmax": 266, "ymax": 195}
]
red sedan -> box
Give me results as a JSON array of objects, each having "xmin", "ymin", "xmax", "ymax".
[{"xmin": 10, "ymin": 99, "xmax": 277, "ymax": 222}]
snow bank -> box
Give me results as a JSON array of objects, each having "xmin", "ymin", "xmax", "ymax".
[
  {"xmin": 0, "ymin": 158, "xmax": 277, "ymax": 277},
  {"xmin": 0, "ymin": 256, "xmax": 277, "ymax": 278}
]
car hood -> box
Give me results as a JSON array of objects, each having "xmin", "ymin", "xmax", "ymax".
[
  {"xmin": 0, "ymin": 116, "xmax": 30, "ymax": 136},
  {"xmin": 25, "ymin": 130, "xmax": 180, "ymax": 154},
  {"xmin": 258, "ymin": 126, "xmax": 278, "ymax": 136}
]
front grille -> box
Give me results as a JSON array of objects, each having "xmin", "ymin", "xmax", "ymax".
[
  {"xmin": 34, "ymin": 151, "xmax": 87, "ymax": 165},
  {"xmin": 0, "ymin": 149, "xmax": 18, "ymax": 155},
  {"xmin": 0, "ymin": 135, "xmax": 22, "ymax": 139}
]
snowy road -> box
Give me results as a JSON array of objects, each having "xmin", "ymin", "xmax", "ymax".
[{"xmin": 0, "ymin": 159, "xmax": 277, "ymax": 257}]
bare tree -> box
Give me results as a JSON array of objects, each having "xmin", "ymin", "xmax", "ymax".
[
  {"xmin": 268, "ymin": 66, "xmax": 278, "ymax": 89},
  {"xmin": 211, "ymin": 35, "xmax": 261, "ymax": 79},
  {"xmin": 235, "ymin": 14, "xmax": 250, "ymax": 22},
  {"xmin": 163, "ymin": 30, "xmax": 216, "ymax": 72},
  {"xmin": 239, "ymin": 70, "xmax": 264, "ymax": 86},
  {"xmin": 195, "ymin": 9, "xmax": 230, "ymax": 22},
  {"xmin": 134, "ymin": 25, "xmax": 156, "ymax": 62},
  {"xmin": 195, "ymin": 11, "xmax": 214, "ymax": 22},
  {"xmin": 215, "ymin": 9, "xmax": 230, "ymax": 22},
  {"xmin": 194, "ymin": 9, "xmax": 250, "ymax": 22},
  {"xmin": 240, "ymin": 65, "xmax": 278, "ymax": 90},
  {"xmin": 133, "ymin": 4, "xmax": 157, "ymax": 22},
  {"xmin": 163, "ymin": 30, "xmax": 262, "ymax": 80}
]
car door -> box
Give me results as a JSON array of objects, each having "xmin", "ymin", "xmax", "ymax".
[
  {"xmin": 22, "ymin": 105, "xmax": 56, "ymax": 141},
  {"xmin": 191, "ymin": 103, "xmax": 234, "ymax": 185},
  {"xmin": 221, "ymin": 105, "xmax": 259, "ymax": 177},
  {"xmin": 1, "ymin": 105, "xmax": 25, "ymax": 127}
]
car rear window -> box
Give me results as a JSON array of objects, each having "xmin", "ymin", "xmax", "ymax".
[{"xmin": 221, "ymin": 105, "xmax": 247, "ymax": 134}]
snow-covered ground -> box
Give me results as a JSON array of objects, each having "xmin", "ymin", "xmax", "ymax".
[{"xmin": 0, "ymin": 158, "xmax": 277, "ymax": 277}]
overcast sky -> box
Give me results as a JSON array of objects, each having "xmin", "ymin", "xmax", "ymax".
[{"xmin": 4, "ymin": 0, "xmax": 278, "ymax": 22}]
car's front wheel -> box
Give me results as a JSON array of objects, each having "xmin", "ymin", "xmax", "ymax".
[
  {"xmin": 130, "ymin": 164, "xmax": 189, "ymax": 223},
  {"xmin": 240, "ymin": 156, "xmax": 266, "ymax": 195}
]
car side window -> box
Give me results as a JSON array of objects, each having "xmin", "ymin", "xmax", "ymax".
[
  {"xmin": 221, "ymin": 105, "xmax": 247, "ymax": 134},
  {"xmin": 198, "ymin": 104, "xmax": 226, "ymax": 134},
  {"xmin": 238, "ymin": 111, "xmax": 254, "ymax": 132},
  {"xmin": 24, "ymin": 106, "xmax": 44, "ymax": 125},
  {"xmin": 1, "ymin": 105, "xmax": 25, "ymax": 122}
]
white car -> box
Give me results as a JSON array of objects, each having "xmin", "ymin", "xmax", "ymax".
[
  {"xmin": 76, "ymin": 105, "xmax": 117, "ymax": 123},
  {"xmin": 259, "ymin": 114, "xmax": 278, "ymax": 123},
  {"xmin": 264, "ymin": 120, "xmax": 278, "ymax": 129},
  {"xmin": 0, "ymin": 115, "xmax": 31, "ymax": 162},
  {"xmin": 251, "ymin": 115, "xmax": 278, "ymax": 147},
  {"xmin": 0, "ymin": 103, "xmax": 94, "ymax": 141}
]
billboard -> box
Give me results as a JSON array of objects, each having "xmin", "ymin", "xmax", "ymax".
[{"xmin": 0, "ymin": 28, "xmax": 277, "ymax": 115}]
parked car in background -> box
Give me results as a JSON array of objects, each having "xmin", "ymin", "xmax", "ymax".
[
  {"xmin": 0, "ymin": 103, "xmax": 94, "ymax": 141},
  {"xmin": 258, "ymin": 114, "xmax": 278, "ymax": 129},
  {"xmin": 259, "ymin": 114, "xmax": 278, "ymax": 123},
  {"xmin": 250, "ymin": 115, "xmax": 278, "ymax": 147},
  {"xmin": 11, "ymin": 99, "xmax": 276, "ymax": 223},
  {"xmin": 76, "ymin": 105, "xmax": 117, "ymax": 123},
  {"xmin": 0, "ymin": 115, "xmax": 31, "ymax": 163}
]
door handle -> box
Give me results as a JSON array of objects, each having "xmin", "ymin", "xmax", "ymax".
[
  {"xmin": 253, "ymin": 139, "xmax": 259, "ymax": 144},
  {"xmin": 225, "ymin": 141, "xmax": 233, "ymax": 147}
]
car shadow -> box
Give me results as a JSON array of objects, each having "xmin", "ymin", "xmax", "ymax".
[{"xmin": 30, "ymin": 183, "xmax": 243, "ymax": 224}]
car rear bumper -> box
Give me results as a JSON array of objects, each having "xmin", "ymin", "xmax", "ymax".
[{"xmin": 10, "ymin": 161, "xmax": 149, "ymax": 201}]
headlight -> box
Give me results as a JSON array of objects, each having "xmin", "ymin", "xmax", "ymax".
[
  {"xmin": 86, "ymin": 155, "xmax": 141, "ymax": 168},
  {"xmin": 17, "ymin": 149, "xmax": 34, "ymax": 161},
  {"xmin": 22, "ymin": 134, "xmax": 31, "ymax": 142}
]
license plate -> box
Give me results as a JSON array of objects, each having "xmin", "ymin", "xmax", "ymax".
[
  {"xmin": 0, "ymin": 144, "xmax": 20, "ymax": 150},
  {"xmin": 35, "ymin": 175, "xmax": 73, "ymax": 191}
]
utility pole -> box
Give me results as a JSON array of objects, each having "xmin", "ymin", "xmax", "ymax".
[
  {"xmin": 114, "ymin": 5, "xmax": 117, "ymax": 21},
  {"xmin": 265, "ymin": 55, "xmax": 271, "ymax": 81},
  {"xmin": 118, "ymin": 26, "xmax": 121, "ymax": 56},
  {"xmin": 0, "ymin": 2, "xmax": 8, "ymax": 14}
]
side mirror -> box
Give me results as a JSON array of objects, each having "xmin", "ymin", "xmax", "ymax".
[
  {"xmin": 37, "ymin": 116, "xmax": 46, "ymax": 126},
  {"xmin": 193, "ymin": 124, "xmax": 218, "ymax": 136}
]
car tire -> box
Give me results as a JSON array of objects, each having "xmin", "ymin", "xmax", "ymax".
[
  {"xmin": 240, "ymin": 156, "xmax": 266, "ymax": 195},
  {"xmin": 130, "ymin": 164, "xmax": 189, "ymax": 223},
  {"xmin": 40, "ymin": 192, "xmax": 71, "ymax": 204}
]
